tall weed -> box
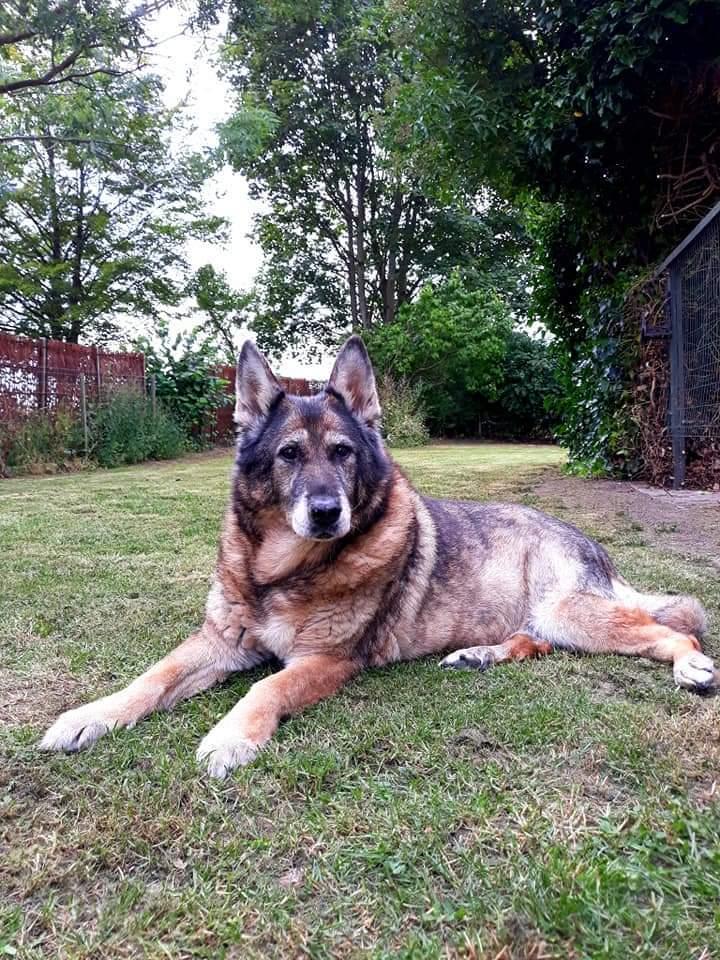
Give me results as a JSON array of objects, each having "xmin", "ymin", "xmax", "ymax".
[{"xmin": 378, "ymin": 375, "xmax": 430, "ymax": 448}]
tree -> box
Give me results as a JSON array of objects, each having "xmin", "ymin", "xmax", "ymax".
[
  {"xmin": 0, "ymin": 72, "xmax": 225, "ymax": 343},
  {"xmin": 391, "ymin": 0, "xmax": 720, "ymax": 334},
  {"xmin": 366, "ymin": 271, "xmax": 512, "ymax": 434},
  {"xmin": 0, "ymin": 0, "xmax": 171, "ymax": 98},
  {"xmin": 188, "ymin": 264, "xmax": 252, "ymax": 363},
  {"xmin": 487, "ymin": 331, "xmax": 559, "ymax": 440},
  {"xmin": 216, "ymin": 0, "xmax": 525, "ymax": 359},
  {"xmin": 388, "ymin": 0, "xmax": 720, "ymax": 468}
]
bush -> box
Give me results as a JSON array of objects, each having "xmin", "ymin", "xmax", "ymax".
[
  {"xmin": 549, "ymin": 280, "xmax": 641, "ymax": 477},
  {"xmin": 366, "ymin": 271, "xmax": 512, "ymax": 435},
  {"xmin": 0, "ymin": 409, "xmax": 83, "ymax": 474},
  {"xmin": 1, "ymin": 389, "xmax": 188, "ymax": 477},
  {"xmin": 90, "ymin": 389, "xmax": 188, "ymax": 468},
  {"xmin": 136, "ymin": 327, "xmax": 230, "ymax": 443},
  {"xmin": 486, "ymin": 331, "xmax": 560, "ymax": 440},
  {"xmin": 378, "ymin": 375, "xmax": 430, "ymax": 447}
]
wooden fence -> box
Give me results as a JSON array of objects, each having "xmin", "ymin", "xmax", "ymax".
[
  {"xmin": 213, "ymin": 363, "xmax": 318, "ymax": 440},
  {"xmin": 0, "ymin": 333, "xmax": 316, "ymax": 444},
  {"xmin": 0, "ymin": 331, "xmax": 145, "ymax": 422}
]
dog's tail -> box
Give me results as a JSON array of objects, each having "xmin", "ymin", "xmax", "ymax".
[{"xmin": 611, "ymin": 578, "xmax": 708, "ymax": 638}]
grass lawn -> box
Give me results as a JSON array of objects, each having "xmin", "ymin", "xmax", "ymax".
[{"xmin": 1, "ymin": 443, "xmax": 719, "ymax": 959}]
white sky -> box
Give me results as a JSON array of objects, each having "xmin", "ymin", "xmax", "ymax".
[{"xmin": 147, "ymin": 6, "xmax": 329, "ymax": 378}]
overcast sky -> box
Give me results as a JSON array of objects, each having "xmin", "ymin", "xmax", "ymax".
[{"xmin": 148, "ymin": 6, "xmax": 329, "ymax": 378}]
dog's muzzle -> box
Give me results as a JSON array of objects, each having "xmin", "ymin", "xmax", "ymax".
[{"xmin": 291, "ymin": 491, "xmax": 351, "ymax": 540}]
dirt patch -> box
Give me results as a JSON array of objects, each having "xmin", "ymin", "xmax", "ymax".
[
  {"xmin": 688, "ymin": 778, "xmax": 720, "ymax": 810},
  {"xmin": 533, "ymin": 474, "xmax": 720, "ymax": 562},
  {"xmin": 0, "ymin": 666, "xmax": 84, "ymax": 728},
  {"xmin": 452, "ymin": 727, "xmax": 507, "ymax": 754},
  {"xmin": 643, "ymin": 702, "xmax": 720, "ymax": 772}
]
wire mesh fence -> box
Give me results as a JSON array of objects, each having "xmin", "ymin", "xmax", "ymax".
[
  {"xmin": 1, "ymin": 333, "xmax": 318, "ymax": 464},
  {"xmin": 0, "ymin": 332, "xmax": 146, "ymax": 423},
  {"xmin": 650, "ymin": 200, "xmax": 720, "ymax": 487},
  {"xmin": 674, "ymin": 213, "xmax": 720, "ymax": 440}
]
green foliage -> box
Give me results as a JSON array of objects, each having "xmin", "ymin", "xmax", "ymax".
[
  {"xmin": 0, "ymin": 409, "xmax": 82, "ymax": 474},
  {"xmin": 0, "ymin": 0, "xmax": 165, "ymax": 96},
  {"xmin": 188, "ymin": 264, "xmax": 251, "ymax": 363},
  {"xmin": 90, "ymin": 390, "xmax": 187, "ymax": 468},
  {"xmin": 377, "ymin": 375, "xmax": 430, "ymax": 448},
  {"xmin": 0, "ymin": 392, "xmax": 187, "ymax": 475},
  {"xmin": 488, "ymin": 331, "xmax": 560, "ymax": 441},
  {"xmin": 215, "ymin": 0, "xmax": 527, "ymax": 359},
  {"xmin": 367, "ymin": 272, "xmax": 511, "ymax": 435},
  {"xmin": 138, "ymin": 327, "xmax": 230, "ymax": 442},
  {"xmin": 0, "ymin": 72, "xmax": 225, "ymax": 343},
  {"xmin": 550, "ymin": 282, "xmax": 642, "ymax": 477},
  {"xmin": 385, "ymin": 0, "xmax": 720, "ymax": 470}
]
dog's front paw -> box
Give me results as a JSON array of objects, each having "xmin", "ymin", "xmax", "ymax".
[
  {"xmin": 40, "ymin": 703, "xmax": 116, "ymax": 753},
  {"xmin": 196, "ymin": 728, "xmax": 259, "ymax": 779},
  {"xmin": 673, "ymin": 651, "xmax": 717, "ymax": 692}
]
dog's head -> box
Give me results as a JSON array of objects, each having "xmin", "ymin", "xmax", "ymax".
[{"xmin": 233, "ymin": 336, "xmax": 390, "ymax": 541}]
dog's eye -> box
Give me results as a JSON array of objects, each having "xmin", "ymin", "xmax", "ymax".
[
  {"xmin": 278, "ymin": 444, "xmax": 299, "ymax": 462},
  {"xmin": 333, "ymin": 443, "xmax": 353, "ymax": 459}
]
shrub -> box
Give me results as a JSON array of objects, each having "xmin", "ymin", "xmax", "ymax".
[
  {"xmin": 486, "ymin": 331, "xmax": 560, "ymax": 440},
  {"xmin": 366, "ymin": 271, "xmax": 511, "ymax": 435},
  {"xmin": 0, "ymin": 409, "xmax": 83, "ymax": 474},
  {"xmin": 549, "ymin": 280, "xmax": 641, "ymax": 477},
  {"xmin": 90, "ymin": 389, "xmax": 188, "ymax": 468},
  {"xmin": 137, "ymin": 327, "xmax": 230, "ymax": 443},
  {"xmin": 378, "ymin": 375, "xmax": 430, "ymax": 448}
]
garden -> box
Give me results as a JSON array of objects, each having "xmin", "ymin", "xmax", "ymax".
[{"xmin": 2, "ymin": 2, "xmax": 720, "ymax": 957}]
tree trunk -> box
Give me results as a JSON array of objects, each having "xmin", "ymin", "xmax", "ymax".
[
  {"xmin": 70, "ymin": 162, "xmax": 85, "ymax": 309},
  {"xmin": 345, "ymin": 182, "xmax": 359, "ymax": 329},
  {"xmin": 45, "ymin": 137, "xmax": 69, "ymax": 339},
  {"xmin": 355, "ymin": 111, "xmax": 370, "ymax": 328},
  {"xmin": 384, "ymin": 189, "xmax": 403, "ymax": 324},
  {"xmin": 396, "ymin": 194, "xmax": 421, "ymax": 313}
]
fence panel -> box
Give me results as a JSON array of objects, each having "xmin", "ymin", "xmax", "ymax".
[
  {"xmin": 0, "ymin": 333, "xmax": 40, "ymax": 420},
  {"xmin": 1, "ymin": 331, "xmax": 316, "ymax": 450},
  {"xmin": 212, "ymin": 363, "xmax": 318, "ymax": 441},
  {"xmin": 0, "ymin": 332, "xmax": 145, "ymax": 423}
]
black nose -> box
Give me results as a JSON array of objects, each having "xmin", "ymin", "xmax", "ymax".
[{"xmin": 309, "ymin": 496, "xmax": 341, "ymax": 527}]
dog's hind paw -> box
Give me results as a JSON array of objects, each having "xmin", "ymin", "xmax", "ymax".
[
  {"xmin": 196, "ymin": 731, "xmax": 259, "ymax": 779},
  {"xmin": 40, "ymin": 706, "xmax": 115, "ymax": 753},
  {"xmin": 673, "ymin": 652, "xmax": 717, "ymax": 692},
  {"xmin": 440, "ymin": 647, "xmax": 496, "ymax": 671}
]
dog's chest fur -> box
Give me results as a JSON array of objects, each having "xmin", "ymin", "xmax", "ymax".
[{"xmin": 216, "ymin": 471, "xmax": 435, "ymax": 665}]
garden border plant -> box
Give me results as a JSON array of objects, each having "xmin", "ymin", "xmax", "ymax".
[{"xmin": 0, "ymin": 389, "xmax": 189, "ymax": 477}]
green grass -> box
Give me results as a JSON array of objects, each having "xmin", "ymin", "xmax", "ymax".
[{"xmin": 1, "ymin": 443, "xmax": 719, "ymax": 959}]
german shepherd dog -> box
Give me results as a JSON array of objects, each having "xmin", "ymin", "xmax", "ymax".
[{"xmin": 41, "ymin": 337, "xmax": 718, "ymax": 777}]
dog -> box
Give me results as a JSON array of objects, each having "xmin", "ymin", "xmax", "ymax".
[{"xmin": 41, "ymin": 336, "xmax": 718, "ymax": 777}]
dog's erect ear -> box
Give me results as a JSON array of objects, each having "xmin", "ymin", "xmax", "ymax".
[
  {"xmin": 327, "ymin": 335, "xmax": 381, "ymax": 428},
  {"xmin": 235, "ymin": 341, "xmax": 283, "ymax": 431}
]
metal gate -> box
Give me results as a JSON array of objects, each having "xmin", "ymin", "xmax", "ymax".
[{"xmin": 656, "ymin": 201, "xmax": 720, "ymax": 488}]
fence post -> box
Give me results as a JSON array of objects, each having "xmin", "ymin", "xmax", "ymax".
[
  {"xmin": 38, "ymin": 337, "xmax": 48, "ymax": 410},
  {"xmin": 150, "ymin": 374, "xmax": 157, "ymax": 417},
  {"xmin": 669, "ymin": 263, "xmax": 686, "ymax": 489},
  {"xmin": 79, "ymin": 373, "xmax": 89, "ymax": 457},
  {"xmin": 94, "ymin": 345, "xmax": 102, "ymax": 402}
]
